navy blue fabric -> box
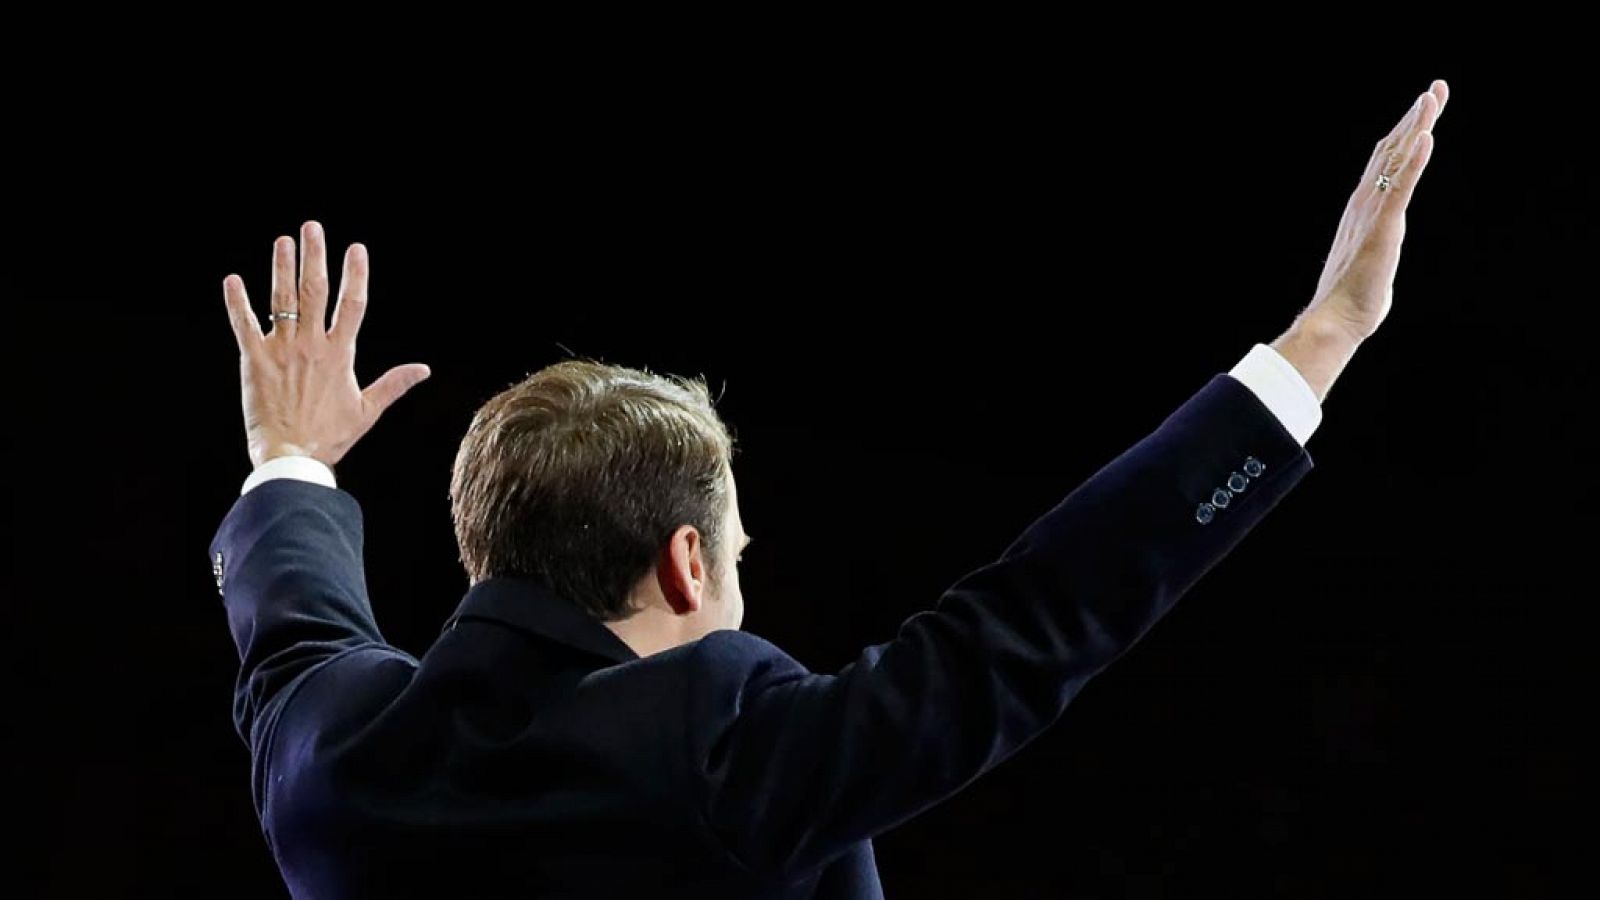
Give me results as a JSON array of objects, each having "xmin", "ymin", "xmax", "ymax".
[{"xmin": 209, "ymin": 372, "xmax": 1312, "ymax": 898}]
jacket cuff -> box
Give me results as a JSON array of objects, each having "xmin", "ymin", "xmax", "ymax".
[{"xmin": 1228, "ymin": 343, "xmax": 1323, "ymax": 446}]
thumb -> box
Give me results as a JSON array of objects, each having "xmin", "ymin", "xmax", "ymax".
[{"xmin": 362, "ymin": 363, "xmax": 432, "ymax": 418}]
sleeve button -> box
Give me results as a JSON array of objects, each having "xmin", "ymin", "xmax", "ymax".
[
  {"xmin": 1243, "ymin": 456, "xmax": 1265, "ymax": 477},
  {"xmin": 1196, "ymin": 502, "xmax": 1216, "ymax": 524},
  {"xmin": 1227, "ymin": 472, "xmax": 1249, "ymax": 492}
]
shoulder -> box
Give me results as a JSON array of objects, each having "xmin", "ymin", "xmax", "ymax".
[
  {"xmin": 675, "ymin": 630, "xmax": 822, "ymax": 729},
  {"xmin": 689, "ymin": 630, "xmax": 809, "ymax": 681}
]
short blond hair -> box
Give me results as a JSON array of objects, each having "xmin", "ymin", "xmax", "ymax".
[{"xmin": 449, "ymin": 359, "xmax": 735, "ymax": 621}]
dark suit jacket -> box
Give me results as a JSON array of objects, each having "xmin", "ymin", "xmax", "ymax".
[{"xmin": 208, "ymin": 372, "xmax": 1312, "ymax": 898}]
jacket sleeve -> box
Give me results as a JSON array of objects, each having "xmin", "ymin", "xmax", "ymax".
[
  {"xmin": 207, "ymin": 479, "xmax": 390, "ymax": 762},
  {"xmin": 683, "ymin": 372, "xmax": 1316, "ymax": 877}
]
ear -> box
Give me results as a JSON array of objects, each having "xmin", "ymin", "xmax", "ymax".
[{"xmin": 654, "ymin": 524, "xmax": 706, "ymax": 616}]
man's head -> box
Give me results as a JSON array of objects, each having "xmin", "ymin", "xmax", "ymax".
[{"xmin": 449, "ymin": 360, "xmax": 750, "ymax": 655}]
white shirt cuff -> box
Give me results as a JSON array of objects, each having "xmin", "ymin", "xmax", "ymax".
[
  {"xmin": 241, "ymin": 455, "xmax": 338, "ymax": 496},
  {"xmin": 1228, "ymin": 343, "xmax": 1323, "ymax": 446}
]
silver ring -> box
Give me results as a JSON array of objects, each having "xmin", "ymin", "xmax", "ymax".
[
  {"xmin": 1376, "ymin": 173, "xmax": 1393, "ymax": 192},
  {"xmin": 270, "ymin": 311, "xmax": 301, "ymax": 322}
]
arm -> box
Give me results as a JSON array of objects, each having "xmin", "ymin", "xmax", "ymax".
[
  {"xmin": 210, "ymin": 478, "xmax": 383, "ymax": 750},
  {"xmin": 212, "ymin": 221, "xmax": 430, "ymax": 749},
  {"xmin": 686, "ymin": 79, "xmax": 1450, "ymax": 877},
  {"xmin": 688, "ymin": 370, "xmax": 1312, "ymax": 876}
]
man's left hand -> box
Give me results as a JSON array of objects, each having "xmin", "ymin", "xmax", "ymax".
[{"xmin": 223, "ymin": 220, "xmax": 431, "ymax": 470}]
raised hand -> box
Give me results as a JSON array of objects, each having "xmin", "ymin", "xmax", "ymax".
[
  {"xmin": 222, "ymin": 221, "xmax": 431, "ymax": 470},
  {"xmin": 1302, "ymin": 79, "xmax": 1450, "ymax": 343}
]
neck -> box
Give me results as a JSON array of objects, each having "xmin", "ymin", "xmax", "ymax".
[{"xmin": 602, "ymin": 603, "xmax": 692, "ymax": 658}]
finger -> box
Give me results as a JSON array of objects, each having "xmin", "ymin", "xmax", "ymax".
[
  {"xmin": 222, "ymin": 274, "xmax": 263, "ymax": 354},
  {"xmin": 361, "ymin": 363, "xmax": 431, "ymax": 420},
  {"xmin": 1427, "ymin": 79, "xmax": 1449, "ymax": 122},
  {"xmin": 1390, "ymin": 130, "xmax": 1435, "ymax": 210},
  {"xmin": 1366, "ymin": 130, "xmax": 1435, "ymax": 254},
  {"xmin": 1412, "ymin": 90, "xmax": 1443, "ymax": 136},
  {"xmin": 1385, "ymin": 91, "xmax": 1427, "ymax": 145},
  {"xmin": 329, "ymin": 243, "xmax": 369, "ymax": 344},
  {"xmin": 1358, "ymin": 88, "xmax": 1434, "ymax": 206},
  {"xmin": 1376, "ymin": 93, "xmax": 1426, "ymax": 170},
  {"xmin": 298, "ymin": 221, "xmax": 329, "ymax": 337},
  {"xmin": 268, "ymin": 235, "xmax": 299, "ymax": 339}
]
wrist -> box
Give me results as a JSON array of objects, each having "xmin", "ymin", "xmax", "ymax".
[
  {"xmin": 251, "ymin": 441, "xmax": 317, "ymax": 469},
  {"xmin": 1269, "ymin": 311, "xmax": 1364, "ymax": 403}
]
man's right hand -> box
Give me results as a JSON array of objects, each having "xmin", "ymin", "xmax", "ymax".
[{"xmin": 223, "ymin": 221, "xmax": 432, "ymax": 471}]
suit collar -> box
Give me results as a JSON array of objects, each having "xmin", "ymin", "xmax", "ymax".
[{"xmin": 443, "ymin": 575, "xmax": 639, "ymax": 665}]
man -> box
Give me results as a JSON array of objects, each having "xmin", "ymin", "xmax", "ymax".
[{"xmin": 210, "ymin": 81, "xmax": 1447, "ymax": 898}]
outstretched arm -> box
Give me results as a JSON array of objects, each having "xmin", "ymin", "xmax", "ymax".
[
  {"xmin": 686, "ymin": 80, "xmax": 1450, "ymax": 878},
  {"xmin": 210, "ymin": 221, "xmax": 431, "ymax": 752}
]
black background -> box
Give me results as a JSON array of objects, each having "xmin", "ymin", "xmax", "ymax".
[{"xmin": 15, "ymin": 53, "xmax": 1593, "ymax": 897}]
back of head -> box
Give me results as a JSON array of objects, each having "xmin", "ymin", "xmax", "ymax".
[{"xmin": 449, "ymin": 359, "xmax": 735, "ymax": 622}]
